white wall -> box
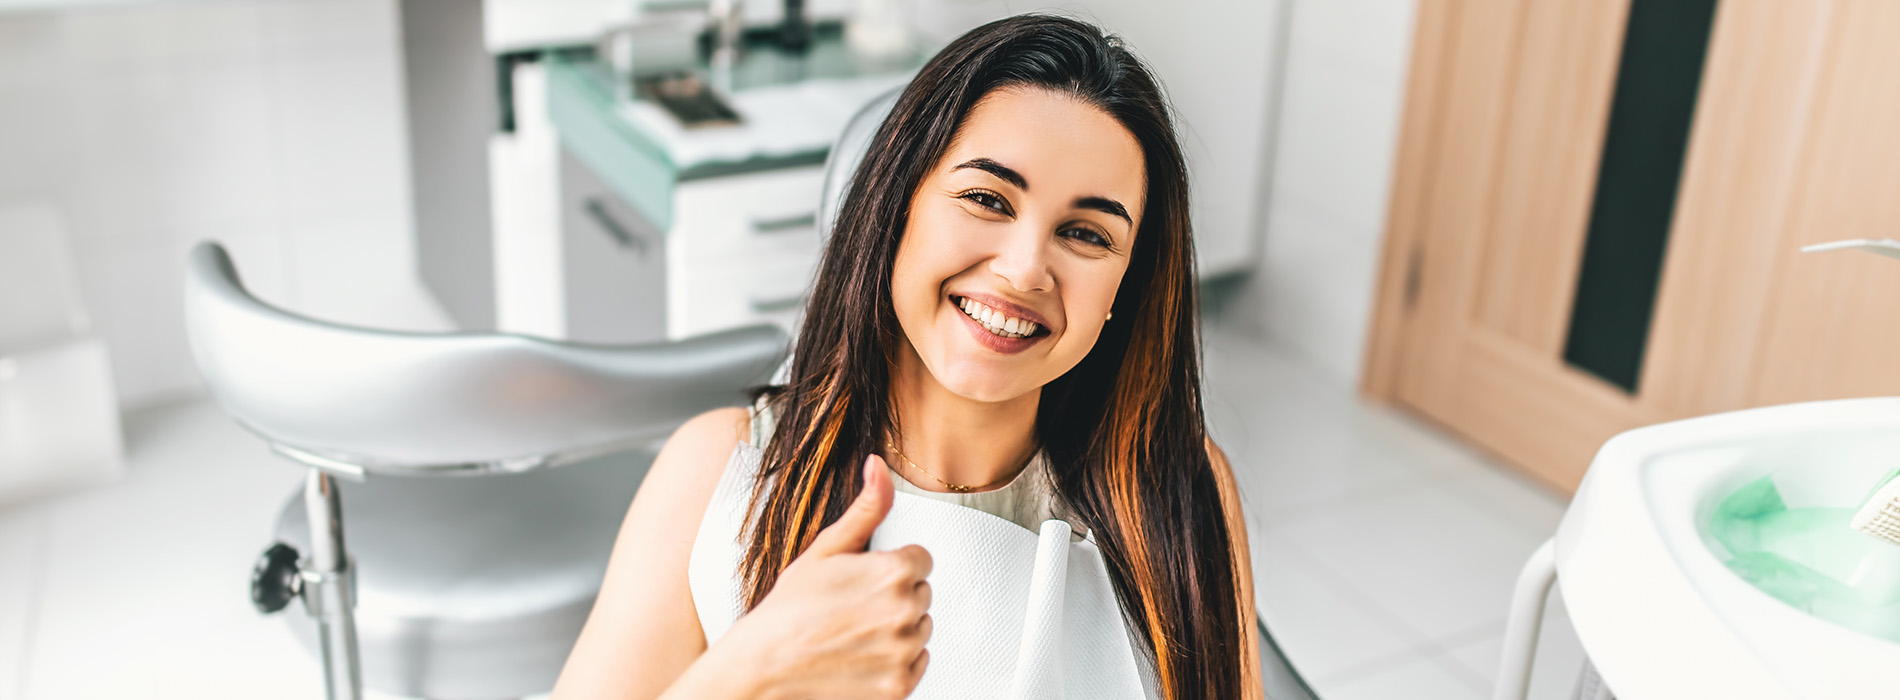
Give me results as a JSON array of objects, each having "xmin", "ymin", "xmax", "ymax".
[
  {"xmin": 0, "ymin": 0, "xmax": 450, "ymax": 410},
  {"xmin": 1247, "ymin": 0, "xmax": 1417, "ymax": 385}
]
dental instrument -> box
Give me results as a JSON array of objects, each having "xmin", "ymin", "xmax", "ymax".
[{"xmin": 1852, "ymin": 468, "xmax": 1900, "ymax": 545}]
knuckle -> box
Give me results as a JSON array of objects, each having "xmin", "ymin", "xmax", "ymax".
[
  {"xmin": 877, "ymin": 556, "xmax": 913, "ymax": 587},
  {"xmin": 887, "ymin": 605, "xmax": 915, "ymax": 632},
  {"xmin": 883, "ymin": 549, "xmax": 913, "ymax": 572},
  {"xmin": 900, "ymin": 544, "xmax": 931, "ymax": 568}
]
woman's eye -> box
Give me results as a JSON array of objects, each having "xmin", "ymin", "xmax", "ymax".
[
  {"xmin": 960, "ymin": 191, "xmax": 1009, "ymax": 213},
  {"xmin": 1063, "ymin": 227, "xmax": 1112, "ymax": 249}
]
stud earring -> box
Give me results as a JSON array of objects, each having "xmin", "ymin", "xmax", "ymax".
[{"xmin": 1105, "ymin": 311, "xmax": 1114, "ymax": 321}]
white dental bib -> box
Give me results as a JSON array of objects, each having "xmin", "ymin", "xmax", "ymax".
[{"xmin": 688, "ymin": 440, "xmax": 1159, "ymax": 699}]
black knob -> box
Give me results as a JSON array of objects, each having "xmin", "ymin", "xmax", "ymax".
[
  {"xmin": 778, "ymin": 0, "xmax": 811, "ymax": 53},
  {"xmin": 250, "ymin": 542, "xmax": 302, "ymax": 614}
]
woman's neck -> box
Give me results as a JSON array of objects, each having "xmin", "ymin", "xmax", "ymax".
[{"xmin": 886, "ymin": 349, "xmax": 1040, "ymax": 494}]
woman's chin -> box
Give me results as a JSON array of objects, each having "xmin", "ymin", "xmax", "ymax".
[{"xmin": 933, "ymin": 362, "xmax": 1040, "ymax": 404}]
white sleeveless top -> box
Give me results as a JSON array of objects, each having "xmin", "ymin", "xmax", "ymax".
[{"xmin": 686, "ymin": 405, "xmax": 1162, "ymax": 699}]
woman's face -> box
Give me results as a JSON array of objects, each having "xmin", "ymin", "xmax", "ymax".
[{"xmin": 890, "ymin": 86, "xmax": 1147, "ymax": 403}]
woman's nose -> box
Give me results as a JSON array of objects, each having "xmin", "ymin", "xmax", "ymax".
[{"xmin": 988, "ymin": 225, "xmax": 1054, "ymax": 293}]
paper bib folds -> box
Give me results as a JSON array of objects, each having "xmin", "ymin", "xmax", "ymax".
[{"xmin": 689, "ymin": 444, "xmax": 1158, "ymax": 699}]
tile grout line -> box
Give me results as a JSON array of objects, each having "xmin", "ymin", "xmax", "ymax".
[
  {"xmin": 1306, "ymin": 644, "xmax": 1442, "ymax": 688},
  {"xmin": 1258, "ymin": 524, "xmax": 1468, "ymax": 685},
  {"xmin": 1437, "ymin": 466, "xmax": 1570, "ymax": 531},
  {"xmin": 11, "ymin": 511, "xmax": 51, "ymax": 700},
  {"xmin": 1250, "ymin": 466, "xmax": 1456, "ymax": 529},
  {"xmin": 1411, "ymin": 642, "xmax": 1499, "ymax": 697},
  {"xmin": 1419, "ymin": 621, "xmax": 1512, "ymax": 694}
]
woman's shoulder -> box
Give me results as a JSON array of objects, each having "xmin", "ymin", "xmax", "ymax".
[
  {"xmin": 632, "ymin": 407, "xmax": 754, "ymax": 522},
  {"xmin": 664, "ymin": 406, "xmax": 754, "ymax": 470},
  {"xmin": 681, "ymin": 406, "xmax": 755, "ymax": 448}
]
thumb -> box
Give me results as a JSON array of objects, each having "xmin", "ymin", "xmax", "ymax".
[{"xmin": 806, "ymin": 454, "xmax": 895, "ymax": 556}]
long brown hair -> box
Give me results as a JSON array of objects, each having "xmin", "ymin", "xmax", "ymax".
[{"xmin": 740, "ymin": 14, "xmax": 1243, "ymax": 698}]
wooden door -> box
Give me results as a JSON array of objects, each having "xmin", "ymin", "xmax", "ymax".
[{"xmin": 1363, "ymin": 0, "xmax": 1900, "ymax": 492}]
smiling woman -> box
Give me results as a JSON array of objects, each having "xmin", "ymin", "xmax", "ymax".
[
  {"xmin": 553, "ymin": 14, "xmax": 1259, "ymax": 700},
  {"xmin": 894, "ymin": 87, "xmax": 1144, "ymax": 400}
]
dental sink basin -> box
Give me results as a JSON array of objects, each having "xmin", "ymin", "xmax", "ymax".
[
  {"xmin": 1709, "ymin": 466, "xmax": 1900, "ymax": 644},
  {"xmin": 1558, "ymin": 397, "xmax": 1900, "ymax": 700}
]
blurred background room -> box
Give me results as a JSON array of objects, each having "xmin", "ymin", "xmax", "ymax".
[{"xmin": 3, "ymin": 1, "xmax": 1898, "ymax": 699}]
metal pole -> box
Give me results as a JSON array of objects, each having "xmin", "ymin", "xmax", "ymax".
[
  {"xmin": 303, "ymin": 468, "xmax": 363, "ymax": 700},
  {"xmin": 1493, "ymin": 538, "xmax": 1558, "ymax": 700}
]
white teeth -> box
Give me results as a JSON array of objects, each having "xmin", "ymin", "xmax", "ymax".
[{"xmin": 954, "ymin": 296, "xmax": 1039, "ymax": 339}]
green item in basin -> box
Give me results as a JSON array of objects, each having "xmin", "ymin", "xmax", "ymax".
[{"xmin": 1709, "ymin": 472, "xmax": 1900, "ymax": 643}]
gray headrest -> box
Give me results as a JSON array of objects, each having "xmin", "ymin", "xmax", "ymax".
[
  {"xmin": 817, "ymin": 87, "xmax": 903, "ymax": 240},
  {"xmin": 184, "ymin": 242, "xmax": 786, "ymax": 474}
]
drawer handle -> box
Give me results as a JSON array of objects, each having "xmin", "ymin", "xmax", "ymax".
[
  {"xmin": 748, "ymin": 211, "xmax": 817, "ymax": 233},
  {"xmin": 585, "ymin": 198, "xmax": 648, "ymax": 254},
  {"xmin": 747, "ymin": 291, "xmax": 807, "ymax": 313}
]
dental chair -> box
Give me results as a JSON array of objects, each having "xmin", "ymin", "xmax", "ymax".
[{"xmin": 184, "ymin": 243, "xmax": 785, "ymax": 700}]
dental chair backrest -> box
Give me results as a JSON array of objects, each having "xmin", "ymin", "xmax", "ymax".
[
  {"xmin": 756, "ymin": 85, "xmax": 901, "ymax": 388},
  {"xmin": 817, "ymin": 86, "xmax": 903, "ymax": 246},
  {"xmin": 184, "ymin": 242, "xmax": 786, "ymax": 475}
]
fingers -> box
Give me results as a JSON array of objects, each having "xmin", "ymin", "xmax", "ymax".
[
  {"xmin": 805, "ymin": 454, "xmax": 895, "ymax": 556},
  {"xmin": 891, "ymin": 543, "xmax": 933, "ymax": 579},
  {"xmin": 913, "ymin": 581, "xmax": 932, "ymax": 617},
  {"xmin": 904, "ymin": 648, "xmax": 930, "ymax": 695},
  {"xmin": 909, "ymin": 612, "xmax": 933, "ymax": 643}
]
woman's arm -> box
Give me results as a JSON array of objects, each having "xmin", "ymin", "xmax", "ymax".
[
  {"xmin": 553, "ymin": 409, "xmax": 933, "ymax": 700},
  {"xmin": 552, "ymin": 407, "xmax": 760, "ymax": 700},
  {"xmin": 1207, "ymin": 437, "xmax": 1265, "ymax": 700}
]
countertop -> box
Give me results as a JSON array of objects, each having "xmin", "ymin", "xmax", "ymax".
[{"xmin": 543, "ymin": 24, "xmax": 929, "ymax": 231}]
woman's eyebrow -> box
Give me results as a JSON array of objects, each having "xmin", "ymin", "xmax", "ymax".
[
  {"xmin": 952, "ymin": 158, "xmax": 1027, "ymax": 190},
  {"xmin": 1075, "ymin": 196, "xmax": 1132, "ymax": 226}
]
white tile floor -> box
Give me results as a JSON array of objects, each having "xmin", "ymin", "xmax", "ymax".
[
  {"xmin": 0, "ymin": 319, "xmax": 1588, "ymax": 700},
  {"xmin": 1201, "ymin": 320, "xmax": 1587, "ymax": 700}
]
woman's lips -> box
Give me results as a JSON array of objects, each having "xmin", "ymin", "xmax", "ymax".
[
  {"xmin": 951, "ymin": 291, "xmax": 1052, "ymax": 331},
  {"xmin": 951, "ymin": 297, "xmax": 1045, "ymax": 354}
]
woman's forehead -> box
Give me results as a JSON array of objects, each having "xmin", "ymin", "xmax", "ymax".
[{"xmin": 940, "ymin": 87, "xmax": 1146, "ymax": 209}]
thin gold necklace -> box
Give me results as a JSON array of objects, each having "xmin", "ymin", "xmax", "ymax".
[{"xmin": 884, "ymin": 436, "xmax": 1033, "ymax": 494}]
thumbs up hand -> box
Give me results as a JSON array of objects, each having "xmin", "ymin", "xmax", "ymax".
[
  {"xmin": 718, "ymin": 454, "xmax": 934, "ymax": 700},
  {"xmin": 805, "ymin": 452, "xmax": 901, "ymax": 556}
]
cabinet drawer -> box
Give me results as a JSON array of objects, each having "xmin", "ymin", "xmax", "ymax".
[
  {"xmin": 561, "ymin": 149, "xmax": 668, "ymax": 344},
  {"xmin": 672, "ymin": 166, "xmax": 826, "ymax": 263},
  {"xmin": 668, "ymin": 254, "xmax": 818, "ymax": 340}
]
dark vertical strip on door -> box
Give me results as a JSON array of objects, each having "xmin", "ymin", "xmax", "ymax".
[{"xmin": 1563, "ymin": 0, "xmax": 1721, "ymax": 392}]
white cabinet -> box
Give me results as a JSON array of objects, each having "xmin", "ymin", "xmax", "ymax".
[
  {"xmin": 552, "ymin": 151, "xmax": 824, "ymax": 344},
  {"xmin": 666, "ymin": 166, "xmax": 824, "ymax": 340},
  {"xmin": 526, "ymin": 42, "xmax": 905, "ymax": 345},
  {"xmin": 558, "ymin": 149, "xmax": 669, "ymax": 344}
]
